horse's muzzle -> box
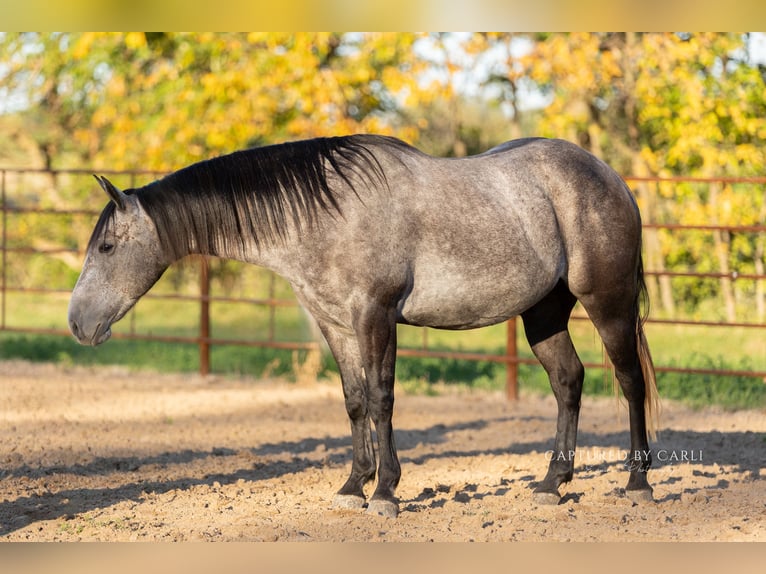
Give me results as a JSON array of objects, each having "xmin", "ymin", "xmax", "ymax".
[{"xmin": 69, "ymin": 317, "xmax": 112, "ymax": 346}]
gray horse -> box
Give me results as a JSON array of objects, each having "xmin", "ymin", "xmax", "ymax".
[{"xmin": 68, "ymin": 135, "xmax": 659, "ymax": 517}]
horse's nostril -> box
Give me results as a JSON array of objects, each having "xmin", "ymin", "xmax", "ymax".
[{"xmin": 70, "ymin": 320, "xmax": 80, "ymax": 339}]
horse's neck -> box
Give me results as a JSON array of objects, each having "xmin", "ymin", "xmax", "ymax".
[{"xmin": 206, "ymin": 222, "xmax": 303, "ymax": 279}]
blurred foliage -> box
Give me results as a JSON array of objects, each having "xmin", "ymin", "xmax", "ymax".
[{"xmin": 0, "ymin": 32, "xmax": 429, "ymax": 170}]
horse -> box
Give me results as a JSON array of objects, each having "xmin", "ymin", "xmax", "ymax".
[{"xmin": 68, "ymin": 134, "xmax": 659, "ymax": 518}]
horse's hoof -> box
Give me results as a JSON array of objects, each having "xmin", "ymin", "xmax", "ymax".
[
  {"xmin": 332, "ymin": 494, "xmax": 366, "ymax": 510},
  {"xmin": 366, "ymin": 499, "xmax": 399, "ymax": 518},
  {"xmin": 532, "ymin": 491, "xmax": 561, "ymax": 505},
  {"xmin": 625, "ymin": 488, "xmax": 654, "ymax": 504}
]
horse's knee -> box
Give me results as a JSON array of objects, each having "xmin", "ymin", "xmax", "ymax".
[{"xmin": 342, "ymin": 387, "xmax": 367, "ymax": 420}]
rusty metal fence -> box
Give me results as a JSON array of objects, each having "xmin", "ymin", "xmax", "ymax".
[{"xmin": 1, "ymin": 167, "xmax": 765, "ymax": 399}]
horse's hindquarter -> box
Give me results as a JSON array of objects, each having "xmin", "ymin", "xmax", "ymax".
[{"xmin": 520, "ymin": 139, "xmax": 643, "ymax": 297}]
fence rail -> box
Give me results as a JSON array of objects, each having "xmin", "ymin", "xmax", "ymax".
[{"xmin": 1, "ymin": 167, "xmax": 765, "ymax": 399}]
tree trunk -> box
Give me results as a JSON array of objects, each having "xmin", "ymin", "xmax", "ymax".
[
  {"xmin": 712, "ymin": 229, "xmax": 736, "ymax": 321},
  {"xmin": 709, "ymin": 183, "xmax": 737, "ymax": 322},
  {"xmin": 755, "ymin": 233, "xmax": 765, "ymax": 322},
  {"xmin": 631, "ymin": 156, "xmax": 675, "ymax": 316}
]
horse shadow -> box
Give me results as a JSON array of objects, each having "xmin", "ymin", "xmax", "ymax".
[{"xmin": 0, "ymin": 412, "xmax": 762, "ymax": 536}]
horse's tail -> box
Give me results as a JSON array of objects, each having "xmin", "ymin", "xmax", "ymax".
[{"xmin": 635, "ymin": 252, "xmax": 660, "ymax": 440}]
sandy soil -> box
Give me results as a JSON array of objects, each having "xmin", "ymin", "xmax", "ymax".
[{"xmin": 0, "ymin": 360, "xmax": 764, "ymax": 542}]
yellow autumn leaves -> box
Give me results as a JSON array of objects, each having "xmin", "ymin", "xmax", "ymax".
[{"xmin": 4, "ymin": 32, "xmax": 765, "ymax": 180}]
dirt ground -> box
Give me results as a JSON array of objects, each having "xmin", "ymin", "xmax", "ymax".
[{"xmin": 0, "ymin": 359, "xmax": 764, "ymax": 542}]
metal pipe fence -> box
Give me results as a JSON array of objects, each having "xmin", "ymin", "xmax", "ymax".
[{"xmin": 1, "ymin": 167, "xmax": 764, "ymax": 399}]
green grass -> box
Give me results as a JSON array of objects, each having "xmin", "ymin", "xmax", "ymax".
[
  {"xmin": 0, "ymin": 333, "xmax": 321, "ymax": 380},
  {"xmin": 1, "ymin": 290, "xmax": 764, "ymax": 410}
]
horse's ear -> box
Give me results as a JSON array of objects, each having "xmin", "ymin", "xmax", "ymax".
[{"xmin": 94, "ymin": 175, "xmax": 127, "ymax": 211}]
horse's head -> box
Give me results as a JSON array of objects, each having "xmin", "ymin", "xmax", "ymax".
[{"xmin": 68, "ymin": 176, "xmax": 169, "ymax": 346}]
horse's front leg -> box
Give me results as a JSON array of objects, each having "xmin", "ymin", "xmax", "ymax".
[
  {"xmin": 319, "ymin": 326, "xmax": 377, "ymax": 510},
  {"xmin": 354, "ymin": 303, "xmax": 400, "ymax": 518}
]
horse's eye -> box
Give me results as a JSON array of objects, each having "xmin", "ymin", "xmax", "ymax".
[{"xmin": 98, "ymin": 242, "xmax": 114, "ymax": 254}]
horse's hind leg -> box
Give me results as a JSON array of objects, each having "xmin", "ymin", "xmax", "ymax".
[
  {"xmin": 521, "ymin": 281, "xmax": 584, "ymax": 505},
  {"xmin": 579, "ymin": 290, "xmax": 654, "ymax": 502}
]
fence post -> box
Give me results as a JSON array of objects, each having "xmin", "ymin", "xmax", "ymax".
[
  {"xmin": 199, "ymin": 257, "xmax": 210, "ymax": 376},
  {"xmin": 1, "ymin": 171, "xmax": 6, "ymax": 330},
  {"xmin": 506, "ymin": 317, "xmax": 518, "ymax": 400}
]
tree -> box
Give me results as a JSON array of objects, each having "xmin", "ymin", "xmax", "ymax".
[
  {"xmin": 634, "ymin": 33, "xmax": 766, "ymax": 320},
  {"xmin": 0, "ymin": 32, "xmax": 428, "ymax": 174}
]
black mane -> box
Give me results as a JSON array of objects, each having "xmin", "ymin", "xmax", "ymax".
[{"xmin": 90, "ymin": 135, "xmax": 409, "ymax": 260}]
